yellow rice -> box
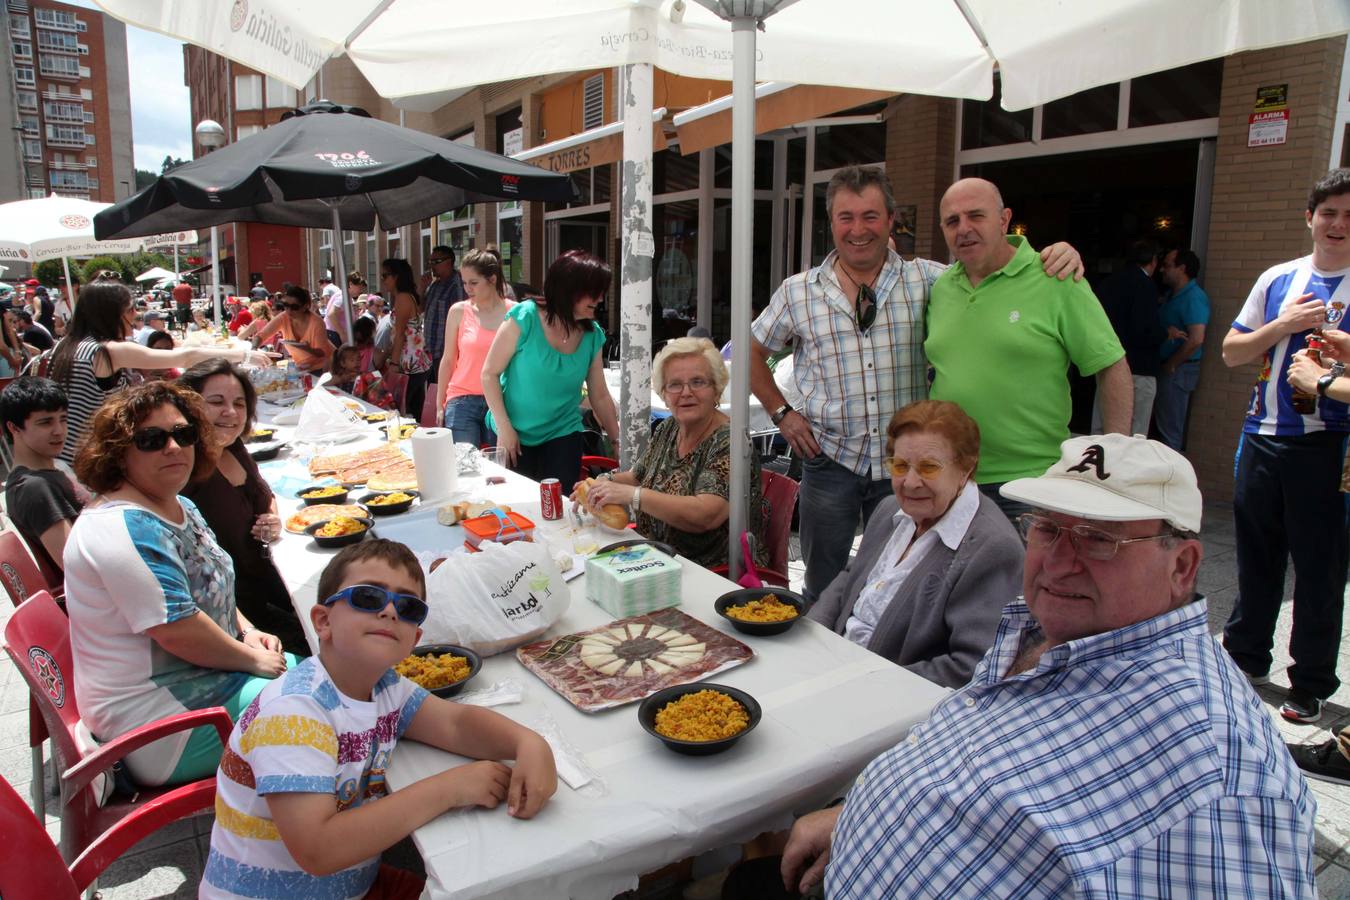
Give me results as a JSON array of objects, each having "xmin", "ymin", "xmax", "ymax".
[
  {"xmin": 395, "ymin": 652, "xmax": 471, "ymax": 690},
  {"xmin": 654, "ymin": 689, "xmax": 749, "ymax": 741},
  {"xmin": 724, "ymin": 594, "xmax": 799, "ymax": 623}
]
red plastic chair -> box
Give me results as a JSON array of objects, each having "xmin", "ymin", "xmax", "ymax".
[
  {"xmin": 760, "ymin": 470, "xmax": 800, "ymax": 577},
  {"xmin": 0, "ymin": 529, "xmax": 61, "ymax": 607},
  {"xmin": 579, "ymin": 455, "xmax": 619, "ymax": 484},
  {"xmin": 0, "ymin": 529, "xmax": 61, "ymax": 820},
  {"xmin": 0, "ymin": 768, "xmax": 211, "ymax": 900},
  {"xmin": 4, "ymin": 590, "xmax": 230, "ymax": 864},
  {"xmin": 710, "ymin": 470, "xmax": 799, "ymax": 589}
]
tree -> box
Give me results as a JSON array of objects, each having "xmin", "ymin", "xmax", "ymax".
[
  {"xmin": 33, "ymin": 259, "xmax": 67, "ymax": 287},
  {"xmin": 81, "ymin": 255, "xmax": 128, "ymax": 283},
  {"xmin": 160, "ymin": 155, "xmax": 188, "ymax": 174},
  {"xmin": 134, "ymin": 168, "xmax": 158, "ymax": 191}
]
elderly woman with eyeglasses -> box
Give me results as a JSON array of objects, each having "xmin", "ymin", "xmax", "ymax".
[
  {"xmin": 577, "ymin": 337, "xmax": 765, "ymax": 570},
  {"xmin": 807, "ymin": 400, "xmax": 1023, "ymax": 688},
  {"xmin": 63, "ymin": 382, "xmax": 296, "ymax": 788}
]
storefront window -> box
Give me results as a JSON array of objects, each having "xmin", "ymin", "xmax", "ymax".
[
  {"xmin": 1042, "ymin": 83, "xmax": 1119, "ymax": 139},
  {"xmin": 1128, "ymin": 59, "xmax": 1223, "ymax": 127},
  {"xmin": 814, "ymin": 121, "xmax": 885, "ymax": 171},
  {"xmin": 498, "ymin": 214, "xmax": 523, "ymax": 284},
  {"xmin": 961, "ymin": 76, "xmax": 1033, "ymax": 149},
  {"xmin": 654, "ymin": 149, "xmax": 700, "ymax": 194}
]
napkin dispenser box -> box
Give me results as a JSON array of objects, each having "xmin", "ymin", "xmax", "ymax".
[{"xmin": 584, "ymin": 545, "xmax": 682, "ymax": 618}]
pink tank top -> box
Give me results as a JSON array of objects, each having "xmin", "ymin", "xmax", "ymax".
[{"xmin": 446, "ymin": 301, "xmax": 509, "ymax": 399}]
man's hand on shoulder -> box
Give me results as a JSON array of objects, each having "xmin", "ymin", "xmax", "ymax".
[{"xmin": 1040, "ymin": 242, "xmax": 1086, "ymax": 282}]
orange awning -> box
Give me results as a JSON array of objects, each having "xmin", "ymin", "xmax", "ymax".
[{"xmin": 673, "ymin": 84, "xmax": 893, "ymax": 155}]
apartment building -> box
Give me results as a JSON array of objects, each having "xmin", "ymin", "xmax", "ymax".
[{"xmin": 3, "ymin": 0, "xmax": 134, "ymax": 206}]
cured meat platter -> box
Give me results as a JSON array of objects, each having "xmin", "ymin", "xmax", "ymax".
[{"xmin": 515, "ymin": 608, "xmax": 753, "ymax": 713}]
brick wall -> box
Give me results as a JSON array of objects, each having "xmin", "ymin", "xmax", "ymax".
[
  {"xmin": 1188, "ymin": 36, "xmax": 1346, "ymax": 502},
  {"xmin": 885, "ymin": 94, "xmax": 958, "ymax": 262}
]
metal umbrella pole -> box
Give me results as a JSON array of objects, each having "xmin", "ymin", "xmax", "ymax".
[
  {"xmin": 60, "ymin": 256, "xmax": 74, "ymax": 308},
  {"xmin": 210, "ymin": 225, "xmax": 222, "ymax": 329},
  {"xmin": 726, "ymin": 16, "xmax": 757, "ymax": 582},
  {"xmin": 326, "ymin": 199, "xmax": 354, "ymax": 344}
]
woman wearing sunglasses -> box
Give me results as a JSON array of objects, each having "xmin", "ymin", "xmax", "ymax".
[
  {"xmin": 33, "ymin": 281, "xmax": 267, "ymax": 463},
  {"xmin": 178, "ymin": 360, "xmax": 309, "ymax": 657},
  {"xmin": 807, "ymin": 400, "xmax": 1023, "ymax": 689},
  {"xmin": 240, "ymin": 284, "xmax": 333, "ymax": 374},
  {"xmin": 63, "ymin": 382, "xmax": 296, "ymax": 788},
  {"xmin": 576, "ymin": 337, "xmax": 764, "ymax": 569}
]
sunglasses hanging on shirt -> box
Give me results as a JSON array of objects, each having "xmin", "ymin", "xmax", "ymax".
[{"xmin": 855, "ymin": 283, "xmax": 877, "ymax": 333}]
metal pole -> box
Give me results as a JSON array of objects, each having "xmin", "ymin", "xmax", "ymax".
[
  {"xmin": 618, "ymin": 63, "xmax": 654, "ymax": 468},
  {"xmin": 210, "ymin": 225, "xmax": 222, "ymax": 330},
  {"xmin": 173, "ymin": 241, "xmax": 179, "ymax": 278},
  {"xmin": 727, "ymin": 18, "xmax": 757, "ymax": 582},
  {"xmin": 330, "ymin": 203, "xmax": 353, "ymax": 343},
  {"xmin": 60, "ymin": 256, "xmax": 74, "ymax": 309}
]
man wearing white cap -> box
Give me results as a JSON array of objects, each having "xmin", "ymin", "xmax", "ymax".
[{"xmin": 780, "ymin": 434, "xmax": 1314, "ymax": 899}]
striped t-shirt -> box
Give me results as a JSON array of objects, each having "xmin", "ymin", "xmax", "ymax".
[
  {"xmin": 1232, "ymin": 255, "xmax": 1350, "ymax": 435},
  {"xmin": 38, "ymin": 337, "xmax": 132, "ymax": 462},
  {"xmin": 202, "ymin": 656, "xmax": 428, "ymax": 900}
]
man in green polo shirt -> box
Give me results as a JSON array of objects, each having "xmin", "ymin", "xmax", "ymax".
[{"xmin": 926, "ymin": 178, "xmax": 1131, "ymax": 516}]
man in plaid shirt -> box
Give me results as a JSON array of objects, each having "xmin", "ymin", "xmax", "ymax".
[
  {"xmin": 778, "ymin": 435, "xmax": 1315, "ymax": 899},
  {"xmin": 749, "ymin": 166, "xmax": 1083, "ymax": 600}
]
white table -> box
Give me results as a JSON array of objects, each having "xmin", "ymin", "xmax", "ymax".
[{"xmin": 255, "ymin": 421, "xmax": 947, "ymax": 899}]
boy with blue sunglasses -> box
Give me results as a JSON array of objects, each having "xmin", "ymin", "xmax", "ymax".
[{"xmin": 203, "ymin": 539, "xmax": 557, "ymax": 899}]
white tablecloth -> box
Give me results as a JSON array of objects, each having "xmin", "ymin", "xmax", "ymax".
[{"xmin": 255, "ymin": 413, "xmax": 946, "ymax": 900}]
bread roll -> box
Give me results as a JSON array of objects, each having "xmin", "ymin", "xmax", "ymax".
[{"xmin": 577, "ymin": 478, "xmax": 630, "ymax": 530}]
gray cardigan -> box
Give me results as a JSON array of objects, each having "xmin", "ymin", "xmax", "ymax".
[{"xmin": 807, "ymin": 492, "xmax": 1024, "ymax": 689}]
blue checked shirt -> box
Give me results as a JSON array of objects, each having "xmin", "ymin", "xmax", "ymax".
[
  {"xmin": 827, "ymin": 598, "xmax": 1316, "ymax": 899},
  {"xmin": 752, "ymin": 250, "xmax": 944, "ymax": 477},
  {"xmin": 423, "ymin": 271, "xmax": 466, "ymax": 375}
]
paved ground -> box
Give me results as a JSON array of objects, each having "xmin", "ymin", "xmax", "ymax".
[{"xmin": 3, "ymin": 500, "xmax": 1348, "ymax": 897}]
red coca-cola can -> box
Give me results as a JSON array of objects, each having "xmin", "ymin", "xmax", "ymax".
[{"xmin": 540, "ymin": 478, "xmax": 563, "ymax": 520}]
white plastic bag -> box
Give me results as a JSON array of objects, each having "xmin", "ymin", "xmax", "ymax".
[
  {"xmin": 422, "ymin": 540, "xmax": 569, "ymax": 656},
  {"xmin": 294, "ymin": 379, "xmax": 366, "ymax": 444}
]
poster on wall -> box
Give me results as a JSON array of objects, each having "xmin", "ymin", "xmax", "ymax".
[{"xmin": 1248, "ymin": 84, "xmax": 1289, "ymax": 148}]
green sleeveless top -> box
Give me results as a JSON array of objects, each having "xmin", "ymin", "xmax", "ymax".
[{"xmin": 486, "ymin": 300, "xmax": 605, "ymax": 445}]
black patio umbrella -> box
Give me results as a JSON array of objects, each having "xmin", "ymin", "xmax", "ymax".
[{"xmin": 94, "ymin": 101, "xmax": 577, "ymax": 338}]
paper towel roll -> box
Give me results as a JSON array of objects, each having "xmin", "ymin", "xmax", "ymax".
[{"xmin": 411, "ymin": 427, "xmax": 458, "ymax": 504}]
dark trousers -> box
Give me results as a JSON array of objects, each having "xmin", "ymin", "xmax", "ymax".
[
  {"xmin": 400, "ymin": 371, "xmax": 428, "ymax": 420},
  {"xmin": 797, "ymin": 454, "xmax": 893, "ymax": 603},
  {"xmin": 516, "ymin": 431, "xmax": 585, "ymax": 492},
  {"xmin": 1224, "ymin": 430, "xmax": 1350, "ymax": 698}
]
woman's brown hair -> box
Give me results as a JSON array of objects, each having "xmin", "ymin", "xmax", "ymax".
[
  {"xmin": 74, "ymin": 381, "xmax": 219, "ymax": 493},
  {"xmin": 884, "ymin": 400, "xmax": 981, "ymax": 472}
]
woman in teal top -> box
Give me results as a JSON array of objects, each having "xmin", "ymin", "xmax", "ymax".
[{"xmin": 483, "ymin": 250, "xmax": 620, "ymax": 490}]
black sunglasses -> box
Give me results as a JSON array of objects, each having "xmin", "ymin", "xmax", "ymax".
[
  {"xmin": 428, "ymin": 257, "xmax": 450, "ymax": 265},
  {"xmin": 282, "ymin": 301, "xmax": 304, "ymax": 311},
  {"xmin": 132, "ymin": 423, "xmax": 199, "ymax": 452},
  {"xmin": 856, "ymin": 284, "xmax": 877, "ymax": 333},
  {"xmin": 321, "ymin": 584, "xmax": 428, "ymax": 625}
]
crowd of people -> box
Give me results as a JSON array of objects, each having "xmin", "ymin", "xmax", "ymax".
[{"xmin": 0, "ymin": 163, "xmax": 1347, "ymax": 898}]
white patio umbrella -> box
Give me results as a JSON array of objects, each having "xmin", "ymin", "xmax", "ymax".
[
  {"xmin": 134, "ymin": 265, "xmax": 180, "ymax": 282},
  {"xmin": 0, "ymin": 195, "xmax": 148, "ymax": 309},
  {"xmin": 92, "ymin": 0, "xmax": 1350, "ymax": 576}
]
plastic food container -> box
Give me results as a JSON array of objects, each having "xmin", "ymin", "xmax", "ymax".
[{"xmin": 461, "ymin": 510, "xmax": 536, "ymax": 548}]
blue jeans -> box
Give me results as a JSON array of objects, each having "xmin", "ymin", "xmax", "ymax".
[
  {"xmin": 1154, "ymin": 359, "xmax": 1200, "ymax": 450},
  {"xmin": 798, "ymin": 453, "xmax": 893, "ymax": 603},
  {"xmin": 444, "ymin": 394, "xmax": 495, "ymax": 447}
]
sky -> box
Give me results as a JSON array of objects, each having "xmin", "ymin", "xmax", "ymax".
[{"xmin": 69, "ymin": 1, "xmax": 193, "ymax": 172}]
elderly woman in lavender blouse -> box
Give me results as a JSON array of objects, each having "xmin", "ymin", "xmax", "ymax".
[{"xmin": 807, "ymin": 400, "xmax": 1024, "ymax": 688}]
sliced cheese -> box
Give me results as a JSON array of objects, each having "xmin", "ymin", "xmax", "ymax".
[
  {"xmin": 596, "ymin": 658, "xmax": 626, "ymax": 676},
  {"xmin": 645, "ymin": 658, "xmax": 674, "ymax": 675},
  {"xmin": 590, "ymin": 632, "xmax": 621, "ymax": 646},
  {"xmin": 663, "ymin": 634, "xmax": 698, "ymax": 647},
  {"xmin": 624, "ymin": 661, "xmax": 645, "ymax": 678},
  {"xmin": 644, "ymin": 625, "xmax": 670, "ymax": 640}
]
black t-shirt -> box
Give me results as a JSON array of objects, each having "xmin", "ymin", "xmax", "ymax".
[
  {"xmin": 22, "ymin": 325, "xmax": 53, "ymax": 352},
  {"xmin": 5, "ymin": 465, "xmax": 82, "ymax": 574},
  {"xmin": 37, "ymin": 296, "xmax": 55, "ymax": 333}
]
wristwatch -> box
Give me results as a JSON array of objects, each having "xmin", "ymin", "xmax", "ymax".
[
  {"xmin": 770, "ymin": 403, "xmax": 794, "ymax": 426},
  {"xmin": 1317, "ymin": 371, "xmax": 1341, "ymax": 397}
]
